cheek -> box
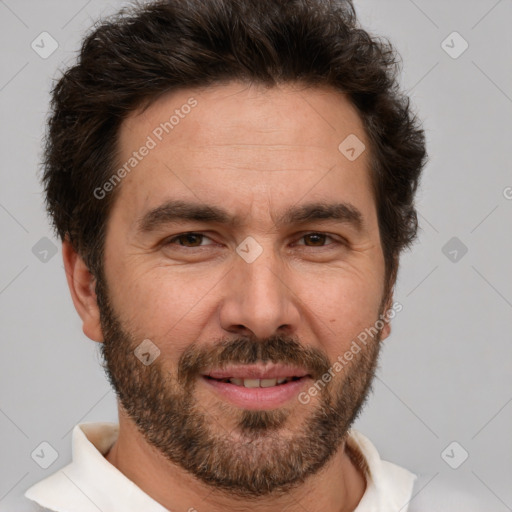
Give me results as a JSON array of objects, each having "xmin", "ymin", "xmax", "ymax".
[
  {"xmin": 299, "ymin": 269, "xmax": 383, "ymax": 351},
  {"xmin": 107, "ymin": 264, "xmax": 220, "ymax": 353}
]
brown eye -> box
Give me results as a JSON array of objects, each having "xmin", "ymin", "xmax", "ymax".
[
  {"xmin": 303, "ymin": 233, "xmax": 329, "ymax": 246},
  {"xmin": 166, "ymin": 232, "xmax": 211, "ymax": 247}
]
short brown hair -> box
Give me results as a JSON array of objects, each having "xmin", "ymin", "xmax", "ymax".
[{"xmin": 42, "ymin": 0, "xmax": 426, "ymax": 298}]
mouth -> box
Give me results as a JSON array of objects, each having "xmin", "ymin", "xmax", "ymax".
[
  {"xmin": 204, "ymin": 376, "xmax": 305, "ymax": 387},
  {"xmin": 201, "ymin": 364, "xmax": 312, "ymax": 409}
]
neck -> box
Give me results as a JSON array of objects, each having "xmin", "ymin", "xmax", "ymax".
[{"xmin": 105, "ymin": 409, "xmax": 366, "ymax": 512}]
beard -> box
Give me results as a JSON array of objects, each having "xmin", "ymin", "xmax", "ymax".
[{"xmin": 96, "ymin": 273, "xmax": 383, "ymax": 498}]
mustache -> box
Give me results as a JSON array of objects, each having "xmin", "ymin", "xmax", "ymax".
[{"xmin": 176, "ymin": 335, "xmax": 331, "ymax": 386}]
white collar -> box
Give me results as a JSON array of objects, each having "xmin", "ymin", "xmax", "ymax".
[
  {"xmin": 25, "ymin": 422, "xmax": 169, "ymax": 512},
  {"xmin": 25, "ymin": 422, "xmax": 416, "ymax": 512},
  {"xmin": 347, "ymin": 430, "xmax": 417, "ymax": 511}
]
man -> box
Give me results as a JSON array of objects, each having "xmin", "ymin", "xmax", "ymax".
[{"xmin": 24, "ymin": 0, "xmax": 438, "ymax": 510}]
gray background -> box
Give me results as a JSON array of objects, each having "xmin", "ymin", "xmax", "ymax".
[{"xmin": 1, "ymin": 0, "xmax": 511, "ymax": 510}]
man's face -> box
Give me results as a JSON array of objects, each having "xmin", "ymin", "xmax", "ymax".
[{"xmin": 96, "ymin": 82, "xmax": 389, "ymax": 496}]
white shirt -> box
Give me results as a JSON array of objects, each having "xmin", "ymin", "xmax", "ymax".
[{"xmin": 24, "ymin": 422, "xmax": 421, "ymax": 512}]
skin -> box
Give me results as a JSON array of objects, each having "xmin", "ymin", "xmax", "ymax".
[{"xmin": 63, "ymin": 81, "xmax": 394, "ymax": 512}]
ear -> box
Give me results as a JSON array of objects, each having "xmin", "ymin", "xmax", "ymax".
[
  {"xmin": 379, "ymin": 260, "xmax": 398, "ymax": 342},
  {"xmin": 379, "ymin": 291, "xmax": 393, "ymax": 341},
  {"xmin": 62, "ymin": 238, "xmax": 103, "ymax": 342}
]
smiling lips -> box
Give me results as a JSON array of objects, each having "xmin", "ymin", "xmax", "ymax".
[
  {"xmin": 206, "ymin": 376, "xmax": 302, "ymax": 387},
  {"xmin": 203, "ymin": 364, "xmax": 310, "ymax": 388}
]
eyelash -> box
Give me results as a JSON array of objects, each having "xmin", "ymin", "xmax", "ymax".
[{"xmin": 164, "ymin": 232, "xmax": 344, "ymax": 249}]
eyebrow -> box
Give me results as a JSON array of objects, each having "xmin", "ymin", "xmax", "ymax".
[{"xmin": 136, "ymin": 199, "xmax": 364, "ymax": 234}]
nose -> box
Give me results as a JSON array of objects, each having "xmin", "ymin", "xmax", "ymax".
[{"xmin": 218, "ymin": 242, "xmax": 301, "ymax": 340}]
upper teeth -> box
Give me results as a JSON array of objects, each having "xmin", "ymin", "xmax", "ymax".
[{"xmin": 222, "ymin": 377, "xmax": 293, "ymax": 387}]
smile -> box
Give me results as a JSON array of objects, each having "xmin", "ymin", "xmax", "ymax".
[
  {"xmin": 201, "ymin": 364, "xmax": 311, "ymax": 409},
  {"xmin": 205, "ymin": 376, "xmax": 303, "ymax": 387}
]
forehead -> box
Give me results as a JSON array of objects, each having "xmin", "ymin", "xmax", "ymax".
[
  {"xmin": 112, "ymin": 81, "xmax": 375, "ymax": 230},
  {"xmin": 121, "ymin": 81, "xmax": 367, "ymax": 152}
]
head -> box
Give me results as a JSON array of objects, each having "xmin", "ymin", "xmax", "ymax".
[{"xmin": 45, "ymin": 0, "xmax": 426, "ymax": 498}]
